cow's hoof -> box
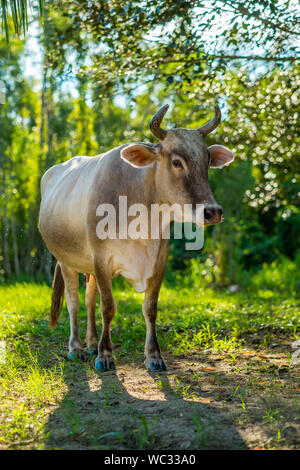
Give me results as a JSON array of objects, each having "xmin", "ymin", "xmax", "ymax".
[
  {"xmin": 68, "ymin": 351, "xmax": 86, "ymax": 361},
  {"xmin": 95, "ymin": 357, "xmax": 116, "ymax": 372},
  {"xmin": 86, "ymin": 347, "xmax": 97, "ymax": 356},
  {"xmin": 147, "ymin": 359, "xmax": 168, "ymax": 372}
]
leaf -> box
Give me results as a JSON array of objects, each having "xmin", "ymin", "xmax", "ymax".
[
  {"xmin": 200, "ymin": 397, "xmax": 213, "ymax": 403},
  {"xmin": 97, "ymin": 431, "xmax": 123, "ymax": 441}
]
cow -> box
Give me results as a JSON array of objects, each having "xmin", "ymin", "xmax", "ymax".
[{"xmin": 38, "ymin": 104, "xmax": 234, "ymax": 372}]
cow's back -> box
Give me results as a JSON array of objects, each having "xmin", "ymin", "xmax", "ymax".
[
  {"xmin": 40, "ymin": 155, "xmax": 97, "ymax": 214},
  {"xmin": 39, "ymin": 155, "xmax": 101, "ymax": 272}
]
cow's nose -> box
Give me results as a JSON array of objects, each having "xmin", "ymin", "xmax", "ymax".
[{"xmin": 204, "ymin": 205, "xmax": 223, "ymax": 225}]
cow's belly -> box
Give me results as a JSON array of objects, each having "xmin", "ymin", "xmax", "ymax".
[
  {"xmin": 39, "ymin": 209, "xmax": 94, "ymax": 273},
  {"xmin": 109, "ymin": 240, "xmax": 161, "ymax": 293},
  {"xmin": 49, "ymin": 243, "xmax": 94, "ymax": 274}
]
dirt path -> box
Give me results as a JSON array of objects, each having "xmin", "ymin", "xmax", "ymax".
[{"xmin": 44, "ymin": 348, "xmax": 300, "ymax": 450}]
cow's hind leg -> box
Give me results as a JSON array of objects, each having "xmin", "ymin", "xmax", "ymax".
[
  {"xmin": 85, "ymin": 274, "xmax": 99, "ymax": 356},
  {"xmin": 60, "ymin": 264, "xmax": 85, "ymax": 360},
  {"xmin": 94, "ymin": 262, "xmax": 116, "ymax": 371}
]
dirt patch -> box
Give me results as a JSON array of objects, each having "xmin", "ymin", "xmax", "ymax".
[{"xmin": 43, "ymin": 348, "xmax": 300, "ymax": 450}]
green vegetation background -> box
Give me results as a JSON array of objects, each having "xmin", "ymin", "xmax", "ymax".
[{"xmin": 0, "ymin": 3, "xmax": 299, "ymax": 292}]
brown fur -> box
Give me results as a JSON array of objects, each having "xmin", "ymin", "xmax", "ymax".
[{"xmin": 50, "ymin": 262, "xmax": 65, "ymax": 328}]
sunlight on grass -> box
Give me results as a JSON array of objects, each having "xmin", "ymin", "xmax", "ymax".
[
  {"xmin": 0, "ymin": 280, "xmax": 299, "ymax": 449},
  {"xmin": 23, "ymin": 364, "xmax": 65, "ymax": 406}
]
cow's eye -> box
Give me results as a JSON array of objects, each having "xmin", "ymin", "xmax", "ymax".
[{"xmin": 172, "ymin": 159, "xmax": 184, "ymax": 169}]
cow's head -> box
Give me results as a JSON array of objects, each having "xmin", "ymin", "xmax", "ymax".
[{"xmin": 121, "ymin": 104, "xmax": 234, "ymax": 226}]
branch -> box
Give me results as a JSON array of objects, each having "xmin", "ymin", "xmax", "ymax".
[
  {"xmin": 218, "ymin": 0, "xmax": 300, "ymax": 36},
  {"xmin": 159, "ymin": 54, "xmax": 300, "ymax": 64},
  {"xmin": 211, "ymin": 54, "xmax": 300, "ymax": 62}
]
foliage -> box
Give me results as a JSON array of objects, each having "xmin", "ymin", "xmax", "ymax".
[
  {"xmin": 0, "ymin": 0, "xmax": 46, "ymax": 42},
  {"xmin": 0, "ymin": 3, "xmax": 299, "ymax": 285},
  {"xmin": 181, "ymin": 252, "xmax": 300, "ymax": 295},
  {"xmin": 42, "ymin": 0, "xmax": 300, "ymax": 94},
  {"xmin": 250, "ymin": 253, "xmax": 300, "ymax": 294}
]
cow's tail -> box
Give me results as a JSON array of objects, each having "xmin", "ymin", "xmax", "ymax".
[{"xmin": 50, "ymin": 262, "xmax": 65, "ymax": 328}]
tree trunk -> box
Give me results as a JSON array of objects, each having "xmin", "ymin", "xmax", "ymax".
[
  {"xmin": 11, "ymin": 205, "xmax": 20, "ymax": 279},
  {"xmin": 2, "ymin": 175, "xmax": 11, "ymax": 280}
]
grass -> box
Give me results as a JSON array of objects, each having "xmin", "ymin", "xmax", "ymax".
[{"xmin": 0, "ymin": 278, "xmax": 299, "ymax": 449}]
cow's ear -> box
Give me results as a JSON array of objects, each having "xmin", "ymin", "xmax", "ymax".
[
  {"xmin": 121, "ymin": 143, "xmax": 161, "ymax": 168},
  {"xmin": 208, "ymin": 145, "xmax": 234, "ymax": 168}
]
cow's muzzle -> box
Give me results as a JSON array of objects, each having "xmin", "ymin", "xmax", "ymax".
[{"xmin": 204, "ymin": 204, "xmax": 223, "ymax": 226}]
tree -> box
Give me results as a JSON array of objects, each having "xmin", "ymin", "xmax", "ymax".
[
  {"xmin": 0, "ymin": 0, "xmax": 46, "ymax": 42},
  {"xmin": 2, "ymin": 2, "xmax": 298, "ymax": 88},
  {"xmin": 40, "ymin": 0, "xmax": 300, "ymax": 95},
  {"xmin": 0, "ymin": 3, "xmax": 299, "ymax": 285}
]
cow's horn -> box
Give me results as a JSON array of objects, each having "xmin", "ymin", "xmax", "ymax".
[
  {"xmin": 198, "ymin": 104, "xmax": 221, "ymax": 137},
  {"xmin": 149, "ymin": 104, "xmax": 169, "ymax": 140}
]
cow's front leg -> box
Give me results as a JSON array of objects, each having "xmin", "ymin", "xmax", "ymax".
[
  {"xmin": 143, "ymin": 291, "xmax": 167, "ymax": 372},
  {"xmin": 143, "ymin": 240, "xmax": 168, "ymax": 372},
  {"xmin": 85, "ymin": 274, "xmax": 99, "ymax": 356},
  {"xmin": 60, "ymin": 264, "xmax": 85, "ymax": 360},
  {"xmin": 94, "ymin": 263, "xmax": 116, "ymax": 371}
]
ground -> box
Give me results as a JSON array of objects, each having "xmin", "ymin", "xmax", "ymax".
[{"xmin": 0, "ymin": 280, "xmax": 299, "ymax": 450}]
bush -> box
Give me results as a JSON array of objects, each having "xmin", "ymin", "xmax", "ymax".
[
  {"xmin": 178, "ymin": 252, "xmax": 300, "ymax": 295},
  {"xmin": 250, "ymin": 253, "xmax": 300, "ymax": 295}
]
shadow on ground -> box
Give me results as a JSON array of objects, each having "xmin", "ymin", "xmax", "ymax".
[{"xmin": 44, "ymin": 354, "xmax": 248, "ymax": 450}]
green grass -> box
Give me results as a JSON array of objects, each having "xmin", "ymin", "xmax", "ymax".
[{"xmin": 0, "ymin": 279, "xmax": 299, "ymax": 449}]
